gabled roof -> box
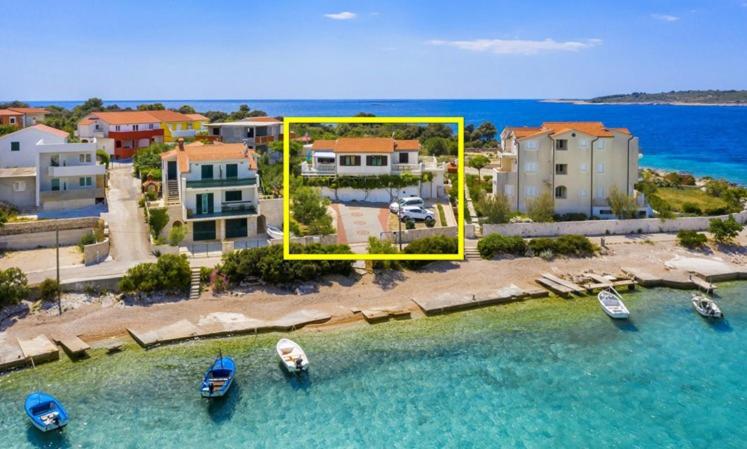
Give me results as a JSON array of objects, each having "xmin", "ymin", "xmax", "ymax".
[
  {"xmin": 240, "ymin": 116, "xmax": 281, "ymax": 123},
  {"xmin": 81, "ymin": 111, "xmax": 161, "ymax": 125},
  {"xmin": 311, "ymin": 137, "xmax": 421, "ymax": 154},
  {"xmin": 8, "ymin": 107, "xmax": 49, "ymax": 114},
  {"xmin": 145, "ymin": 110, "xmax": 192, "ymax": 122},
  {"xmin": 185, "ymin": 113, "xmax": 209, "ymax": 121},
  {"xmin": 208, "ymin": 117, "xmax": 282, "ymax": 127},
  {"xmin": 161, "ymin": 141, "xmax": 257, "ymax": 173},
  {"xmin": 0, "ymin": 109, "xmax": 23, "ymax": 116},
  {"xmin": 506, "ymin": 122, "xmax": 630, "ymax": 140},
  {"xmin": 0, "ymin": 124, "xmax": 68, "ymax": 140}
]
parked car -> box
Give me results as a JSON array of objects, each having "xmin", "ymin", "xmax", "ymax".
[
  {"xmin": 398, "ymin": 205, "xmax": 436, "ymax": 224},
  {"xmin": 389, "ymin": 196, "xmax": 424, "ymax": 213}
]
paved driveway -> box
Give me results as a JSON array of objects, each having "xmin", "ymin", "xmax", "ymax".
[
  {"xmin": 331, "ymin": 202, "xmax": 389, "ymax": 244},
  {"xmin": 103, "ymin": 164, "xmax": 154, "ymax": 263}
]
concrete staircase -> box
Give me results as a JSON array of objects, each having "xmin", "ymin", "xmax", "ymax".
[
  {"xmin": 189, "ymin": 267, "xmax": 201, "ymax": 299},
  {"xmin": 464, "ymin": 247, "xmax": 481, "ymax": 261},
  {"xmin": 166, "ymin": 180, "xmax": 179, "ymax": 205}
]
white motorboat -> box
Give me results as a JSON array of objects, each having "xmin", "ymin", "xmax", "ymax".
[
  {"xmin": 276, "ymin": 338, "xmax": 309, "ymax": 373},
  {"xmin": 266, "ymin": 225, "xmax": 283, "ymax": 240},
  {"xmin": 597, "ymin": 287, "xmax": 630, "ymax": 319},
  {"xmin": 692, "ymin": 293, "xmax": 724, "ymax": 319}
]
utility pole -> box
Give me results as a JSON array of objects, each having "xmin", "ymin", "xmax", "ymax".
[
  {"xmin": 398, "ymin": 209, "xmax": 403, "ymax": 251},
  {"xmin": 56, "ymin": 226, "xmax": 61, "ymax": 315}
]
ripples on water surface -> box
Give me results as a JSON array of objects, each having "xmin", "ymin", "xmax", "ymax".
[{"xmin": 1, "ymin": 285, "xmax": 745, "ymax": 448}]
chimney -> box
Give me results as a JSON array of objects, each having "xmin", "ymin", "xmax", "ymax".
[{"xmin": 177, "ymin": 138, "xmax": 184, "ymax": 151}]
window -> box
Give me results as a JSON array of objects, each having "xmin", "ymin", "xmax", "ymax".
[
  {"xmin": 51, "ymin": 179, "xmax": 60, "ymax": 191},
  {"xmin": 149, "ymin": 123, "xmax": 154, "ymax": 129},
  {"xmin": 555, "ymin": 164, "xmax": 568, "ymax": 175},
  {"xmin": 524, "ymin": 161, "xmax": 537, "ymax": 173},
  {"xmin": 596, "ymin": 140, "xmax": 606, "ymax": 150},
  {"xmin": 555, "ymin": 185, "xmax": 567, "ymax": 199},
  {"xmin": 79, "ymin": 153, "xmax": 92, "ymax": 163},
  {"xmin": 133, "ymin": 125, "xmax": 139, "ymax": 131},
  {"xmin": 225, "ymin": 164, "xmax": 238, "ymax": 179},
  {"xmin": 50, "ymin": 155, "xmax": 60, "ymax": 167},
  {"xmin": 196, "ymin": 193, "xmax": 214, "ymax": 215},
  {"xmin": 339, "ymin": 155, "xmax": 361, "ymax": 166},
  {"xmin": 525, "ymin": 185, "xmax": 538, "ymax": 198},
  {"xmin": 555, "ymin": 139, "xmax": 567, "ymax": 150},
  {"xmin": 579, "ymin": 163, "xmax": 588, "ymax": 173},
  {"xmin": 201, "ymin": 164, "xmax": 214, "ymax": 179},
  {"xmin": 596, "ymin": 185, "xmax": 606, "ymax": 199},
  {"xmin": 10, "ymin": 117, "xmax": 16, "ymax": 124},
  {"xmin": 12, "ymin": 181, "xmax": 26, "ymax": 192},
  {"xmin": 398, "ymin": 152, "xmax": 409, "ymax": 163},
  {"xmin": 193, "ymin": 220, "xmax": 216, "ymax": 240},
  {"xmin": 596, "ymin": 163, "xmax": 605, "ymax": 174},
  {"xmin": 10, "ymin": 141, "xmax": 20, "ymax": 152},
  {"xmin": 115, "ymin": 125, "xmax": 121, "ymax": 131},
  {"xmin": 525, "ymin": 140, "xmax": 538, "ymax": 150},
  {"xmin": 79, "ymin": 177, "xmax": 92, "ymax": 187},
  {"xmin": 366, "ymin": 155, "xmax": 388, "ymax": 166},
  {"xmin": 225, "ymin": 190, "xmax": 242, "ymax": 202}
]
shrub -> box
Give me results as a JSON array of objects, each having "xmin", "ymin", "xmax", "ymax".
[
  {"xmin": 704, "ymin": 206, "xmax": 729, "ymax": 216},
  {"xmin": 200, "ymin": 266, "xmax": 213, "ymax": 285},
  {"xmin": 437, "ymin": 204, "xmax": 447, "ymax": 226},
  {"xmin": 0, "ymin": 267, "xmax": 29, "ymax": 306},
  {"xmin": 477, "ymin": 234, "xmax": 526, "ymax": 259},
  {"xmin": 148, "ymin": 208, "xmax": 169, "ymax": 238},
  {"xmin": 39, "ymin": 278, "xmax": 60, "ymax": 301},
  {"xmin": 119, "ymin": 254, "xmax": 191, "ymax": 293},
  {"xmin": 402, "ymin": 236, "xmax": 459, "ymax": 270},
  {"xmin": 555, "ymin": 212, "xmax": 588, "ymax": 222},
  {"xmin": 405, "ymin": 219, "xmax": 415, "ymax": 230},
  {"xmin": 78, "ymin": 231, "xmax": 96, "ymax": 250},
  {"xmin": 527, "ymin": 235, "xmax": 595, "ymax": 258},
  {"xmin": 368, "ymin": 237, "xmax": 401, "ymax": 270},
  {"xmin": 526, "ymin": 192, "xmax": 555, "ymax": 223},
  {"xmin": 168, "ymin": 225, "xmax": 187, "ymax": 246},
  {"xmin": 709, "ymin": 214, "xmax": 744, "ymax": 243},
  {"xmin": 291, "ymin": 186, "xmax": 334, "ymax": 236},
  {"xmin": 607, "ymin": 186, "xmax": 638, "ymax": 219},
  {"xmin": 220, "ymin": 244, "xmax": 353, "ymax": 285},
  {"xmin": 681, "ymin": 202, "xmax": 702, "ymax": 215},
  {"xmin": 477, "ymin": 193, "xmax": 511, "ymax": 224},
  {"xmin": 677, "ymin": 230, "xmax": 708, "ymax": 249}
]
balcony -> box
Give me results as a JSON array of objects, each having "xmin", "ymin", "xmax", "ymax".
[
  {"xmin": 108, "ymin": 129, "xmax": 164, "ymax": 140},
  {"xmin": 301, "ymin": 162, "xmax": 336, "ymax": 176},
  {"xmin": 392, "ymin": 163, "xmax": 421, "ymax": 174},
  {"xmin": 48, "ymin": 164, "xmax": 106, "ymax": 177},
  {"xmin": 186, "ymin": 203, "xmax": 257, "ymax": 220},
  {"xmin": 186, "ymin": 177, "xmax": 257, "ymax": 189},
  {"xmin": 40, "ymin": 187, "xmax": 105, "ymax": 202}
]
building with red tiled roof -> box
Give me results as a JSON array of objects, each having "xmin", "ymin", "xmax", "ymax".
[
  {"xmin": 206, "ymin": 117, "xmax": 282, "ymax": 150},
  {"xmin": 0, "ymin": 107, "xmax": 49, "ymax": 128},
  {"xmin": 158, "ymin": 139, "xmax": 260, "ymax": 243},
  {"xmin": 77, "ymin": 111, "xmax": 164, "ymax": 159},
  {"xmin": 494, "ymin": 122, "xmax": 647, "ymax": 219}
]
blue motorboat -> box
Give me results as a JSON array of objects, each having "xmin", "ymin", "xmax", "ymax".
[
  {"xmin": 200, "ymin": 355, "xmax": 235, "ymax": 398},
  {"xmin": 25, "ymin": 391, "xmax": 69, "ymax": 432}
]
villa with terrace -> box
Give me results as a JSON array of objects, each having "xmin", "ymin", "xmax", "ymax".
[
  {"xmin": 206, "ymin": 117, "xmax": 282, "ymax": 151},
  {"xmin": 301, "ymin": 137, "xmax": 445, "ymax": 202},
  {"xmin": 159, "ymin": 139, "xmax": 263, "ymax": 242},
  {"xmin": 492, "ymin": 121, "xmax": 648, "ymax": 219}
]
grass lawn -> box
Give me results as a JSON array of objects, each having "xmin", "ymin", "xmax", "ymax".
[{"xmin": 656, "ymin": 187, "xmax": 728, "ymax": 212}]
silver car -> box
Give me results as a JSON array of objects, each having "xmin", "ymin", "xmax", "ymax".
[
  {"xmin": 398, "ymin": 205, "xmax": 435, "ymax": 222},
  {"xmin": 389, "ymin": 196, "xmax": 424, "ymax": 213}
]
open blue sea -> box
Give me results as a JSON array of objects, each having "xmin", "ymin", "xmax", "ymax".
[
  {"xmin": 1, "ymin": 285, "xmax": 746, "ymax": 448},
  {"xmin": 28, "ymin": 99, "xmax": 747, "ymax": 185}
]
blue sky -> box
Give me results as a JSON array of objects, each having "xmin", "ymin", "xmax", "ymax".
[{"xmin": 1, "ymin": 0, "xmax": 746, "ymax": 100}]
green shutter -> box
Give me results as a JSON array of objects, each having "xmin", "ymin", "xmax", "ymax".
[
  {"xmin": 10, "ymin": 142, "xmax": 20, "ymax": 152},
  {"xmin": 226, "ymin": 164, "xmax": 238, "ymax": 178}
]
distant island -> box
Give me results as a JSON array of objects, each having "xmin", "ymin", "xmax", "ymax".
[{"xmin": 547, "ymin": 90, "xmax": 747, "ymax": 106}]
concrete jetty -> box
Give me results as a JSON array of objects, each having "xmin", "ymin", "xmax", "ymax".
[
  {"xmin": 412, "ymin": 284, "xmax": 542, "ymax": 315},
  {"xmin": 17, "ymin": 335, "xmax": 59, "ymax": 365},
  {"xmin": 53, "ymin": 335, "xmax": 91, "ymax": 357},
  {"xmin": 128, "ymin": 309, "xmax": 332, "ymax": 348}
]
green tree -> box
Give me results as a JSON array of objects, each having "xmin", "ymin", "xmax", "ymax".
[
  {"xmin": 119, "ymin": 254, "xmax": 191, "ymax": 294},
  {"xmin": 96, "ymin": 149, "xmax": 110, "ymax": 168},
  {"xmin": 0, "ymin": 124, "xmax": 17, "ymax": 136},
  {"xmin": 292, "ymin": 186, "xmax": 334, "ymax": 235},
  {"xmin": 178, "ymin": 105, "xmax": 196, "ymax": 114},
  {"xmin": 367, "ymin": 237, "xmax": 401, "ymax": 270},
  {"xmin": 709, "ymin": 215, "xmax": 744, "ymax": 243},
  {"xmin": 0, "ymin": 267, "xmax": 29, "ymax": 306},
  {"xmin": 423, "ymin": 137, "xmax": 450, "ymax": 156},
  {"xmin": 468, "ymin": 155, "xmax": 491, "ymax": 178},
  {"xmin": 526, "ymin": 192, "xmax": 555, "ymax": 222},
  {"xmin": 607, "ymin": 186, "xmax": 638, "ymax": 219},
  {"xmin": 168, "ymin": 225, "xmax": 187, "ymax": 246},
  {"xmin": 133, "ymin": 143, "xmax": 170, "ymax": 177},
  {"xmin": 148, "ymin": 208, "xmax": 169, "ymax": 238},
  {"xmin": 474, "ymin": 121, "xmax": 497, "ymax": 143},
  {"xmin": 477, "ymin": 193, "xmax": 512, "ymax": 224},
  {"xmin": 137, "ymin": 103, "xmax": 165, "ymax": 111}
]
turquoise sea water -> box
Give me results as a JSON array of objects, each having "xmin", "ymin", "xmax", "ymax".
[
  {"xmin": 1, "ymin": 285, "xmax": 746, "ymax": 448},
  {"xmin": 28, "ymin": 99, "xmax": 747, "ymax": 185}
]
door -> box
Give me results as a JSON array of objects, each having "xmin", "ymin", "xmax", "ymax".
[
  {"xmin": 167, "ymin": 161, "xmax": 177, "ymax": 180},
  {"xmin": 201, "ymin": 164, "xmax": 214, "ymax": 180},
  {"xmin": 226, "ymin": 164, "xmax": 238, "ymax": 179},
  {"xmin": 225, "ymin": 218, "xmax": 248, "ymax": 238},
  {"xmin": 196, "ymin": 193, "xmax": 214, "ymax": 215},
  {"xmin": 193, "ymin": 221, "xmax": 216, "ymax": 241},
  {"xmin": 257, "ymin": 215, "xmax": 266, "ymax": 234}
]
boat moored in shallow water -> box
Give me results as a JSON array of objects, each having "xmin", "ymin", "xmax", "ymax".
[
  {"xmin": 276, "ymin": 338, "xmax": 309, "ymax": 373},
  {"xmin": 692, "ymin": 293, "xmax": 724, "ymax": 319},
  {"xmin": 200, "ymin": 355, "xmax": 235, "ymax": 398},
  {"xmin": 25, "ymin": 391, "xmax": 69, "ymax": 432},
  {"xmin": 598, "ymin": 287, "xmax": 630, "ymax": 319}
]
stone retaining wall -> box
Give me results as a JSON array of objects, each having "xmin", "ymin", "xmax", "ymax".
[
  {"xmin": 380, "ymin": 225, "xmax": 458, "ymax": 244},
  {"xmin": 83, "ymin": 238, "xmax": 110, "ymax": 265},
  {"xmin": 0, "ymin": 217, "xmax": 99, "ymax": 236},
  {"xmin": 482, "ymin": 211, "xmax": 747, "ymax": 238}
]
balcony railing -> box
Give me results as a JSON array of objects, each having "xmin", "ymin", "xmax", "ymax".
[
  {"xmin": 301, "ymin": 162, "xmax": 336, "ymax": 176},
  {"xmin": 48, "ymin": 164, "xmax": 106, "ymax": 177},
  {"xmin": 392, "ymin": 163, "xmax": 421, "ymax": 173},
  {"xmin": 186, "ymin": 203, "xmax": 257, "ymax": 220},
  {"xmin": 186, "ymin": 177, "xmax": 257, "ymax": 188}
]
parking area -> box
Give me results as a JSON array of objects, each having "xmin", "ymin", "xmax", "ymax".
[
  {"xmin": 386, "ymin": 198, "xmax": 456, "ymax": 231},
  {"xmin": 330, "ymin": 202, "xmax": 389, "ymax": 244}
]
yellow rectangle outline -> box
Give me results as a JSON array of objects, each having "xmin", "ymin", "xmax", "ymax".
[{"xmin": 283, "ymin": 116, "xmax": 464, "ymax": 261}]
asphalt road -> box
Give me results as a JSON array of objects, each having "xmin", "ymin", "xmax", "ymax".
[{"xmin": 104, "ymin": 163, "xmax": 154, "ymax": 263}]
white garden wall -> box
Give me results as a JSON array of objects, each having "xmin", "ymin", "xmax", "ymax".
[{"xmin": 482, "ymin": 211, "xmax": 747, "ymax": 238}]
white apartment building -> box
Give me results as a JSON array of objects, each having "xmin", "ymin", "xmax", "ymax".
[
  {"xmin": 206, "ymin": 117, "xmax": 282, "ymax": 151},
  {"xmin": 160, "ymin": 140, "xmax": 261, "ymax": 242},
  {"xmin": 0, "ymin": 125, "xmax": 106, "ymax": 210},
  {"xmin": 492, "ymin": 122, "xmax": 647, "ymax": 218}
]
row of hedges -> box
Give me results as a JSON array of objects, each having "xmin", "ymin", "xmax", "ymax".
[
  {"xmin": 301, "ymin": 173, "xmax": 429, "ymax": 190},
  {"xmin": 119, "ymin": 254, "xmax": 191, "ymax": 293},
  {"xmin": 478, "ymin": 234, "xmax": 595, "ymax": 259},
  {"xmin": 219, "ymin": 243, "xmax": 353, "ymax": 284},
  {"xmin": 402, "ymin": 235, "xmax": 459, "ymax": 269}
]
